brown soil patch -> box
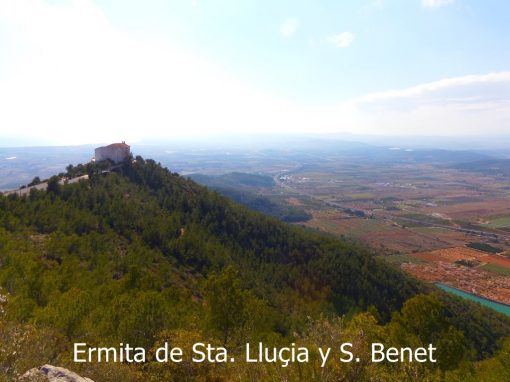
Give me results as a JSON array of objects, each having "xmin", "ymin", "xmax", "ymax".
[
  {"xmin": 287, "ymin": 197, "xmax": 304, "ymax": 207},
  {"xmin": 413, "ymin": 246, "xmax": 510, "ymax": 269}
]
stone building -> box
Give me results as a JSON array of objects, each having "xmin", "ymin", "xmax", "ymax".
[{"xmin": 94, "ymin": 142, "xmax": 130, "ymax": 164}]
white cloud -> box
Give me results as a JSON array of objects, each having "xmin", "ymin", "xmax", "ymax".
[
  {"xmin": 421, "ymin": 0, "xmax": 454, "ymax": 8},
  {"xmin": 280, "ymin": 18, "xmax": 299, "ymax": 38},
  {"xmin": 355, "ymin": 72, "xmax": 510, "ymax": 104},
  {"xmin": 334, "ymin": 72, "xmax": 510, "ymax": 136},
  {"xmin": 326, "ymin": 32, "xmax": 355, "ymax": 48}
]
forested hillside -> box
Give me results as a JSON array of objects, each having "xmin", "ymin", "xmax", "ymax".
[
  {"xmin": 1, "ymin": 157, "xmax": 510, "ymax": 381},
  {"xmin": 189, "ymin": 172, "xmax": 312, "ymax": 222}
]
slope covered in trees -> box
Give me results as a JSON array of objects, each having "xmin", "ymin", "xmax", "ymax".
[
  {"xmin": 1, "ymin": 157, "xmax": 509, "ymax": 381},
  {"xmin": 189, "ymin": 172, "xmax": 312, "ymax": 222}
]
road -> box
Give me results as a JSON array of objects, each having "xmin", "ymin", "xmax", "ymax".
[{"xmin": 2, "ymin": 175, "xmax": 89, "ymax": 197}]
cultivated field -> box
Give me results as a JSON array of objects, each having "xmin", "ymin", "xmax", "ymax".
[
  {"xmin": 413, "ymin": 247, "xmax": 510, "ymax": 268},
  {"xmin": 267, "ymin": 156, "xmax": 510, "ymax": 305}
]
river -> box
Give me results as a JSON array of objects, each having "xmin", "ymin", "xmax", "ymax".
[{"xmin": 436, "ymin": 283, "xmax": 510, "ymax": 317}]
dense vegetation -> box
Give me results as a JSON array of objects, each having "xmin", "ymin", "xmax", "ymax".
[
  {"xmin": 1, "ymin": 157, "xmax": 509, "ymax": 381},
  {"xmin": 190, "ymin": 172, "xmax": 276, "ymax": 189},
  {"xmin": 467, "ymin": 242, "xmax": 503, "ymax": 254}
]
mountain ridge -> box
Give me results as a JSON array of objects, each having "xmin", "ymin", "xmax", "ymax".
[{"xmin": 1, "ymin": 157, "xmax": 510, "ymax": 380}]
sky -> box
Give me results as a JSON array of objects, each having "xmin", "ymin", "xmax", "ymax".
[{"xmin": 0, "ymin": 0, "xmax": 509, "ymax": 145}]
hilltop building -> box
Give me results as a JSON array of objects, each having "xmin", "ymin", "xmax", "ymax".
[{"xmin": 94, "ymin": 142, "xmax": 131, "ymax": 164}]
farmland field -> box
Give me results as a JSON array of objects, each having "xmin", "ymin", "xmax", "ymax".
[
  {"xmin": 484, "ymin": 216, "xmax": 510, "ymax": 229},
  {"xmin": 412, "ymin": 247, "xmax": 510, "ymax": 269},
  {"xmin": 480, "ymin": 264, "xmax": 510, "ymax": 276},
  {"xmin": 257, "ymin": 152, "xmax": 510, "ymax": 305}
]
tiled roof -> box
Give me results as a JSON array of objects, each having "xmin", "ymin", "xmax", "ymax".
[{"xmin": 104, "ymin": 142, "xmax": 130, "ymax": 149}]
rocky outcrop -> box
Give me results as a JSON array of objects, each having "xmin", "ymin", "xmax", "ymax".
[
  {"xmin": 0, "ymin": 292, "xmax": 6, "ymax": 315},
  {"xmin": 20, "ymin": 365, "xmax": 94, "ymax": 382}
]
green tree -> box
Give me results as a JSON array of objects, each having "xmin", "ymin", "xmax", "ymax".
[
  {"xmin": 390, "ymin": 294, "xmax": 468, "ymax": 370},
  {"xmin": 46, "ymin": 176, "xmax": 61, "ymax": 196},
  {"xmin": 28, "ymin": 176, "xmax": 41, "ymax": 187},
  {"xmin": 204, "ymin": 266, "xmax": 248, "ymax": 344}
]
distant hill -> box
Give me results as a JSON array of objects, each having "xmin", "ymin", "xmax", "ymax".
[
  {"xmin": 451, "ymin": 159, "xmax": 510, "ymax": 176},
  {"xmin": 353, "ymin": 148, "xmax": 494, "ymax": 165},
  {"xmin": 189, "ymin": 172, "xmax": 311, "ymax": 223},
  {"xmin": 189, "ymin": 172, "xmax": 275, "ymax": 189}
]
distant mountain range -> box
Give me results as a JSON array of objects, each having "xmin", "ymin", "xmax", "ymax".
[{"xmin": 1, "ymin": 141, "xmax": 503, "ymax": 191}]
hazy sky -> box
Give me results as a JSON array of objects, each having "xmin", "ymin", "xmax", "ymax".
[{"xmin": 0, "ymin": 0, "xmax": 509, "ymax": 145}]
